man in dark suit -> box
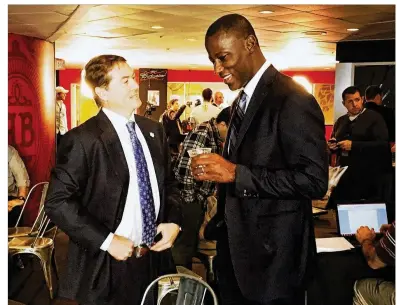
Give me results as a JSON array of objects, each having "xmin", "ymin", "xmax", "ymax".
[
  {"xmin": 191, "ymin": 14, "xmax": 328, "ymax": 305},
  {"xmin": 45, "ymin": 55, "xmax": 182, "ymax": 305},
  {"xmin": 328, "ymin": 86, "xmax": 390, "ymax": 204},
  {"xmin": 364, "ymin": 85, "xmax": 395, "ymax": 143}
]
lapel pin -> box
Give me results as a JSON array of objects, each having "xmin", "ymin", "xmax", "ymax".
[{"xmin": 150, "ymin": 132, "xmax": 155, "ymax": 138}]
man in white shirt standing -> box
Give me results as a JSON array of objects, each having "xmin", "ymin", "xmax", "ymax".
[
  {"xmin": 190, "ymin": 88, "xmax": 221, "ymax": 126},
  {"xmin": 45, "ymin": 55, "xmax": 182, "ymax": 305},
  {"xmin": 55, "ymin": 86, "xmax": 69, "ymax": 147}
]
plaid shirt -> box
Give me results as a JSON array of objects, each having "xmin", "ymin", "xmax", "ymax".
[{"xmin": 174, "ymin": 118, "xmax": 223, "ymax": 205}]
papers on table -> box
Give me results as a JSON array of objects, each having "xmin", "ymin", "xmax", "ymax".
[{"xmin": 316, "ymin": 237, "xmax": 354, "ymax": 253}]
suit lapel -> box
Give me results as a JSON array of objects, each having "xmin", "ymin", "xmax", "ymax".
[
  {"xmin": 233, "ymin": 65, "xmax": 278, "ymax": 154},
  {"xmin": 135, "ymin": 116, "xmax": 161, "ymax": 184},
  {"xmin": 97, "ymin": 110, "xmax": 129, "ymax": 186}
]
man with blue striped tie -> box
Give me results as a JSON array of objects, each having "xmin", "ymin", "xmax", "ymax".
[
  {"xmin": 191, "ymin": 14, "xmax": 328, "ymax": 305},
  {"xmin": 45, "ymin": 55, "xmax": 182, "ymax": 305}
]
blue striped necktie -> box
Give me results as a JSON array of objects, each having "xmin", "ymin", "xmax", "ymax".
[
  {"xmin": 126, "ymin": 121, "xmax": 156, "ymax": 246},
  {"xmin": 229, "ymin": 91, "xmax": 247, "ymax": 154}
]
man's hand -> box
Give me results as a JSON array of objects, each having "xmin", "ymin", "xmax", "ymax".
[
  {"xmin": 380, "ymin": 224, "xmax": 392, "ymax": 234},
  {"xmin": 150, "ymin": 223, "xmax": 180, "ymax": 252},
  {"xmin": 327, "ymin": 138, "xmax": 338, "ymax": 151},
  {"xmin": 356, "ymin": 226, "xmax": 376, "ymax": 244},
  {"xmin": 190, "ymin": 153, "xmax": 236, "ymax": 183},
  {"xmin": 337, "ymin": 140, "xmax": 352, "ymax": 151},
  {"xmin": 8, "ymin": 199, "xmax": 24, "ymax": 212},
  {"xmin": 107, "ymin": 235, "xmax": 134, "ymax": 261}
]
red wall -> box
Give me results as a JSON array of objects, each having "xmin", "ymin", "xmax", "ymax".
[{"xmin": 8, "ymin": 34, "xmax": 56, "ymax": 225}]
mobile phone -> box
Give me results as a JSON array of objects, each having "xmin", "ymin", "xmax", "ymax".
[
  {"xmin": 154, "ymin": 232, "xmax": 163, "ymax": 243},
  {"xmin": 328, "ymin": 139, "xmax": 337, "ymax": 144}
]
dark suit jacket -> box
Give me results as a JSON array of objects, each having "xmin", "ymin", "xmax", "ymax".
[
  {"xmin": 217, "ymin": 65, "xmax": 328, "ymax": 303},
  {"xmin": 44, "ymin": 110, "xmax": 182, "ymax": 303},
  {"xmin": 365, "ymin": 101, "xmax": 395, "ymax": 142},
  {"xmin": 330, "ymin": 108, "xmax": 390, "ymax": 201}
]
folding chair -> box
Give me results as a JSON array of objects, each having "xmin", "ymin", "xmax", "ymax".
[
  {"xmin": 8, "ymin": 206, "xmax": 58, "ymax": 299},
  {"xmin": 8, "ymin": 182, "xmax": 49, "ymax": 238}
]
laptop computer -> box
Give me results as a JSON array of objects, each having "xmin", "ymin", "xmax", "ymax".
[{"xmin": 336, "ymin": 202, "xmax": 388, "ymax": 246}]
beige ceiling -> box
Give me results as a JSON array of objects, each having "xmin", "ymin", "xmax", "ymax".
[{"xmin": 8, "ymin": 4, "xmax": 395, "ymax": 70}]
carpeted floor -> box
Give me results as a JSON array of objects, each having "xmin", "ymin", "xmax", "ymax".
[{"xmin": 8, "ymin": 211, "xmax": 338, "ymax": 305}]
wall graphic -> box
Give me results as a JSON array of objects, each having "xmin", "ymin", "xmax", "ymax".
[
  {"xmin": 8, "ymin": 34, "xmax": 55, "ymax": 225},
  {"xmin": 314, "ymin": 84, "xmax": 335, "ymax": 125}
]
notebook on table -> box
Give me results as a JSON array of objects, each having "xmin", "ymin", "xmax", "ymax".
[{"xmin": 335, "ymin": 202, "xmax": 388, "ymax": 247}]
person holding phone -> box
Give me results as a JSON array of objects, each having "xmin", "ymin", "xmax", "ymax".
[{"xmin": 328, "ymin": 86, "xmax": 390, "ymax": 204}]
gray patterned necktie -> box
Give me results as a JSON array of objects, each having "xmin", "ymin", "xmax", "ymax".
[
  {"xmin": 126, "ymin": 121, "xmax": 156, "ymax": 246},
  {"xmin": 229, "ymin": 91, "xmax": 247, "ymax": 154}
]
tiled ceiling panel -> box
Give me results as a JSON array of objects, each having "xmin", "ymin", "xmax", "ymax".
[{"xmin": 7, "ymin": 4, "xmax": 395, "ymax": 69}]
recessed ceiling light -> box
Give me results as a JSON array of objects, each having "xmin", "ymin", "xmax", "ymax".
[
  {"xmin": 347, "ymin": 28, "xmax": 359, "ymax": 32},
  {"xmin": 304, "ymin": 31, "xmax": 327, "ymax": 36},
  {"xmin": 186, "ymin": 38, "xmax": 196, "ymax": 42},
  {"xmin": 259, "ymin": 10, "xmax": 274, "ymax": 14},
  {"xmin": 151, "ymin": 25, "xmax": 163, "ymax": 29}
]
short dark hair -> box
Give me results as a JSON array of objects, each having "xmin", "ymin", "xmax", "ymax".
[
  {"xmin": 202, "ymin": 88, "xmax": 213, "ymax": 101},
  {"xmin": 342, "ymin": 86, "xmax": 361, "ymax": 101},
  {"xmin": 84, "ymin": 54, "xmax": 127, "ymax": 107},
  {"xmin": 216, "ymin": 106, "xmax": 231, "ymax": 125},
  {"xmin": 365, "ymin": 85, "xmax": 382, "ymax": 100},
  {"xmin": 205, "ymin": 14, "xmax": 258, "ymax": 43}
]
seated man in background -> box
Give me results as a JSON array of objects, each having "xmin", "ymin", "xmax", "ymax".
[
  {"xmin": 353, "ymin": 222, "xmax": 395, "ymax": 305},
  {"xmin": 8, "ymin": 145, "xmax": 30, "ymax": 227},
  {"xmin": 173, "ymin": 107, "xmax": 231, "ymax": 268}
]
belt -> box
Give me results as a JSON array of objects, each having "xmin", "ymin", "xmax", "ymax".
[{"xmin": 134, "ymin": 244, "xmax": 150, "ymax": 258}]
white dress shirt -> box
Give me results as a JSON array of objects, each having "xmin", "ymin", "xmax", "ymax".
[
  {"xmin": 240, "ymin": 60, "xmax": 272, "ymax": 113},
  {"xmin": 227, "ymin": 60, "xmax": 272, "ymax": 153},
  {"xmin": 100, "ymin": 108, "xmax": 160, "ymax": 251},
  {"xmin": 190, "ymin": 102, "xmax": 221, "ymax": 125},
  {"xmin": 56, "ymin": 100, "xmax": 68, "ymax": 135}
]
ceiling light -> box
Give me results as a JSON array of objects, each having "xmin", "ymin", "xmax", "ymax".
[
  {"xmin": 259, "ymin": 10, "xmax": 274, "ymax": 14},
  {"xmin": 151, "ymin": 25, "xmax": 163, "ymax": 29},
  {"xmin": 347, "ymin": 28, "xmax": 359, "ymax": 32},
  {"xmin": 304, "ymin": 31, "xmax": 327, "ymax": 36},
  {"xmin": 186, "ymin": 38, "xmax": 196, "ymax": 42}
]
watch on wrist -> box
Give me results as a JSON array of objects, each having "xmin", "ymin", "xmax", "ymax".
[{"xmin": 17, "ymin": 196, "xmax": 25, "ymax": 201}]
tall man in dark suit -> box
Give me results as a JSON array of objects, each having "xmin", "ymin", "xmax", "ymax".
[
  {"xmin": 45, "ymin": 55, "xmax": 182, "ymax": 305},
  {"xmin": 191, "ymin": 14, "xmax": 328, "ymax": 305}
]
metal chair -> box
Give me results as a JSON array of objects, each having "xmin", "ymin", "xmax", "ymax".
[
  {"xmin": 8, "ymin": 206, "xmax": 58, "ymax": 299},
  {"xmin": 141, "ymin": 272, "xmax": 218, "ymax": 305},
  {"xmin": 8, "ymin": 182, "xmax": 49, "ymax": 238}
]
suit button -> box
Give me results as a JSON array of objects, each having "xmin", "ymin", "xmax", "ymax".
[{"xmin": 116, "ymin": 217, "xmax": 122, "ymax": 222}]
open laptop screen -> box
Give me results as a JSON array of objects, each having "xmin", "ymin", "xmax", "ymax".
[{"xmin": 337, "ymin": 203, "xmax": 388, "ymax": 236}]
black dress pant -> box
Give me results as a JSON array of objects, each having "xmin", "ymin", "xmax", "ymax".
[
  {"xmin": 216, "ymin": 228, "xmax": 304, "ymax": 305},
  {"xmin": 80, "ymin": 253, "xmax": 155, "ymax": 305},
  {"xmin": 172, "ymin": 201, "xmax": 205, "ymax": 269}
]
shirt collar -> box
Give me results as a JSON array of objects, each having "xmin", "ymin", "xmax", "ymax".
[
  {"xmin": 102, "ymin": 107, "xmax": 135, "ymax": 127},
  {"xmin": 243, "ymin": 60, "xmax": 271, "ymax": 99},
  {"xmin": 348, "ymin": 108, "xmax": 366, "ymax": 121}
]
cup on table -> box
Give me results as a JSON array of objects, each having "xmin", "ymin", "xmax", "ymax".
[{"xmin": 187, "ymin": 148, "xmax": 211, "ymax": 157}]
